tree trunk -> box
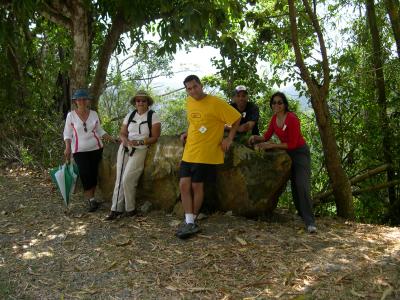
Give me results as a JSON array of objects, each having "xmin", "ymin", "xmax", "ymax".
[
  {"xmin": 90, "ymin": 14, "xmax": 127, "ymax": 109},
  {"xmin": 55, "ymin": 47, "xmax": 70, "ymax": 118},
  {"xmin": 309, "ymin": 91, "xmax": 355, "ymax": 218},
  {"xmin": 69, "ymin": 0, "xmax": 90, "ymax": 93},
  {"xmin": 384, "ymin": 0, "xmax": 400, "ymax": 58},
  {"xmin": 288, "ymin": 0, "xmax": 355, "ymax": 218},
  {"xmin": 39, "ymin": 1, "xmax": 127, "ymax": 110},
  {"xmin": 366, "ymin": 0, "xmax": 398, "ymax": 223}
]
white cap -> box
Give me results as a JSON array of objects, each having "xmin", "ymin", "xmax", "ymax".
[{"xmin": 235, "ymin": 85, "xmax": 248, "ymax": 94}]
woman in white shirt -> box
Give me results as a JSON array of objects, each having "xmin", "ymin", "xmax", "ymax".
[
  {"xmin": 63, "ymin": 89, "xmax": 113, "ymax": 212},
  {"xmin": 105, "ymin": 90, "xmax": 161, "ymax": 220}
]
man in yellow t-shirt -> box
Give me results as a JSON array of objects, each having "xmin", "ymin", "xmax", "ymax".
[{"xmin": 176, "ymin": 75, "xmax": 241, "ymax": 239}]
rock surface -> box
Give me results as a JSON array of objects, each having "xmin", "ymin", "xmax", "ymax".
[{"xmin": 98, "ymin": 136, "xmax": 291, "ymax": 217}]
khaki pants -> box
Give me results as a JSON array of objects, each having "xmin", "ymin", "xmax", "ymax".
[{"xmin": 111, "ymin": 144, "xmax": 147, "ymax": 212}]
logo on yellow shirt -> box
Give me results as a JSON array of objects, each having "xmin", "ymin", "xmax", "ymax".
[{"xmin": 191, "ymin": 112, "xmax": 201, "ymax": 118}]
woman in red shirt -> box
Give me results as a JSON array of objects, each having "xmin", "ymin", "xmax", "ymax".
[{"xmin": 249, "ymin": 92, "xmax": 317, "ymax": 233}]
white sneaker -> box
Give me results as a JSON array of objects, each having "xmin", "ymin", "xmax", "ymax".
[{"xmin": 307, "ymin": 225, "xmax": 317, "ymax": 234}]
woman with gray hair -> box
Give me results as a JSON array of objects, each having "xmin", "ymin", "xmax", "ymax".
[{"xmin": 105, "ymin": 90, "xmax": 161, "ymax": 220}]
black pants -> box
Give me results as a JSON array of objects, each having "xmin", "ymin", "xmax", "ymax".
[
  {"xmin": 73, "ymin": 148, "xmax": 103, "ymax": 191},
  {"xmin": 287, "ymin": 145, "xmax": 315, "ymax": 226}
]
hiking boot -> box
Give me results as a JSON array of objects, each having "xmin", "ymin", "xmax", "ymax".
[
  {"xmin": 104, "ymin": 211, "xmax": 122, "ymax": 221},
  {"xmin": 307, "ymin": 225, "xmax": 317, "ymax": 234},
  {"xmin": 175, "ymin": 222, "xmax": 200, "ymax": 239},
  {"xmin": 88, "ymin": 199, "xmax": 99, "ymax": 212}
]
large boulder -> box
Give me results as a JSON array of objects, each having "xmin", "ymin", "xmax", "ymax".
[
  {"xmin": 216, "ymin": 145, "xmax": 291, "ymax": 217},
  {"xmin": 98, "ymin": 136, "xmax": 183, "ymax": 211},
  {"xmin": 98, "ymin": 136, "xmax": 291, "ymax": 217}
]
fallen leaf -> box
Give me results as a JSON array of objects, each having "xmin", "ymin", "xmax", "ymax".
[
  {"xmin": 198, "ymin": 234, "xmax": 212, "ymax": 239},
  {"xmin": 294, "ymin": 248, "xmax": 311, "ymax": 252},
  {"xmin": 198, "ymin": 253, "xmax": 209, "ymax": 260},
  {"xmin": 235, "ymin": 236, "xmax": 247, "ymax": 246},
  {"xmin": 239, "ymin": 279, "xmax": 272, "ymax": 288},
  {"xmin": 115, "ymin": 240, "xmax": 132, "ymax": 247},
  {"xmin": 301, "ymin": 243, "xmax": 313, "ymax": 250},
  {"xmin": 74, "ymin": 266, "xmax": 82, "ymax": 272},
  {"xmin": 275, "ymin": 289, "xmax": 287, "ymax": 298},
  {"xmin": 335, "ymin": 273, "xmax": 349, "ymax": 283},
  {"xmin": 169, "ymin": 220, "xmax": 181, "ymax": 227},
  {"xmin": 136, "ymin": 259, "xmax": 149, "ymax": 265},
  {"xmin": 381, "ymin": 286, "xmax": 393, "ymax": 300},
  {"xmin": 82, "ymin": 288, "xmax": 98, "ymax": 295},
  {"xmin": 350, "ymin": 289, "xmax": 366, "ymax": 298},
  {"xmin": 187, "ymin": 287, "xmax": 212, "ymax": 292},
  {"xmin": 67, "ymin": 254, "xmax": 80, "ymax": 261},
  {"xmin": 291, "ymin": 295, "xmax": 308, "ymax": 300}
]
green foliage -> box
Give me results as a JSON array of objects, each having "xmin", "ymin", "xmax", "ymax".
[
  {"xmin": 0, "ymin": 4, "xmax": 67, "ymax": 168},
  {"xmin": 157, "ymin": 90, "xmax": 188, "ymax": 135},
  {"xmin": 98, "ymin": 42, "xmax": 174, "ymax": 136}
]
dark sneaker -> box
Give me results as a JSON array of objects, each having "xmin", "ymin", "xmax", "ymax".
[
  {"xmin": 175, "ymin": 222, "xmax": 200, "ymax": 239},
  {"xmin": 307, "ymin": 225, "xmax": 317, "ymax": 234},
  {"xmin": 104, "ymin": 211, "xmax": 122, "ymax": 221},
  {"xmin": 88, "ymin": 199, "xmax": 99, "ymax": 212}
]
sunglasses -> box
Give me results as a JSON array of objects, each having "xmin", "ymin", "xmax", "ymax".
[
  {"xmin": 135, "ymin": 99, "xmax": 147, "ymax": 103},
  {"xmin": 272, "ymin": 101, "xmax": 284, "ymax": 105},
  {"xmin": 83, "ymin": 122, "xmax": 87, "ymax": 132}
]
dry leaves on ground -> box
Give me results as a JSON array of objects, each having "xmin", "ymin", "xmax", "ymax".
[{"xmin": 0, "ymin": 168, "xmax": 399, "ymax": 299}]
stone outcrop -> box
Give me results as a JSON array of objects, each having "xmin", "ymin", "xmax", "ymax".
[{"xmin": 98, "ymin": 136, "xmax": 291, "ymax": 217}]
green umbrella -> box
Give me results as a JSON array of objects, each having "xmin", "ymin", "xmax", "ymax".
[{"xmin": 50, "ymin": 163, "xmax": 79, "ymax": 207}]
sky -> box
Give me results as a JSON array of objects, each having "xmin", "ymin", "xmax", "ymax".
[{"xmin": 151, "ymin": 46, "xmax": 220, "ymax": 93}]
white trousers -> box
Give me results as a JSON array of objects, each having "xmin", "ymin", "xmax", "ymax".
[{"xmin": 111, "ymin": 144, "xmax": 147, "ymax": 212}]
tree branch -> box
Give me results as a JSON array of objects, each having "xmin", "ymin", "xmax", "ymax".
[
  {"xmin": 353, "ymin": 180, "xmax": 400, "ymax": 196},
  {"xmin": 313, "ymin": 164, "xmax": 392, "ymax": 202},
  {"xmin": 288, "ymin": 0, "xmax": 316, "ymax": 96},
  {"xmin": 302, "ymin": 0, "xmax": 330, "ymax": 97},
  {"xmin": 40, "ymin": 1, "xmax": 72, "ymax": 29},
  {"xmin": 91, "ymin": 12, "xmax": 129, "ymax": 107}
]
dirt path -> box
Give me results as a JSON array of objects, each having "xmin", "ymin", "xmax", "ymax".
[{"xmin": 0, "ymin": 168, "xmax": 399, "ymax": 299}]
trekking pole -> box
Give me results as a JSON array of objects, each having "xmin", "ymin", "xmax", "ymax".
[{"xmin": 115, "ymin": 145, "xmax": 128, "ymax": 212}]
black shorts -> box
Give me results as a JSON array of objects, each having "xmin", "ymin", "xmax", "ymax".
[{"xmin": 179, "ymin": 161, "xmax": 216, "ymax": 183}]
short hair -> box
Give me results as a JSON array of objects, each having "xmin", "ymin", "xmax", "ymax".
[
  {"xmin": 183, "ymin": 75, "xmax": 201, "ymax": 87},
  {"xmin": 270, "ymin": 91, "xmax": 290, "ymax": 112}
]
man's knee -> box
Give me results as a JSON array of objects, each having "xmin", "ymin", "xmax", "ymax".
[
  {"xmin": 179, "ymin": 178, "xmax": 192, "ymax": 193},
  {"xmin": 191, "ymin": 182, "xmax": 204, "ymax": 193}
]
